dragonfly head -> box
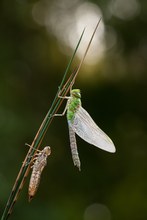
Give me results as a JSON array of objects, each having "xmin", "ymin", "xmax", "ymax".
[
  {"xmin": 44, "ymin": 146, "xmax": 51, "ymax": 156},
  {"xmin": 71, "ymin": 89, "xmax": 81, "ymax": 98}
]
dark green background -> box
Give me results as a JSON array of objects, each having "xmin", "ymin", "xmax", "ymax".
[{"xmin": 1, "ymin": 0, "xmax": 147, "ymax": 219}]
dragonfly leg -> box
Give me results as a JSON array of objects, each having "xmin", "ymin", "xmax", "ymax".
[
  {"xmin": 25, "ymin": 143, "xmax": 41, "ymax": 153},
  {"xmin": 54, "ymin": 101, "xmax": 68, "ymax": 117},
  {"xmin": 58, "ymin": 95, "xmax": 70, "ymax": 99},
  {"xmin": 30, "ymin": 157, "xmax": 38, "ymax": 168},
  {"xmin": 23, "ymin": 144, "xmax": 42, "ymax": 167},
  {"xmin": 23, "ymin": 154, "xmax": 39, "ymax": 167},
  {"xmin": 57, "ymin": 87, "xmax": 70, "ymax": 99}
]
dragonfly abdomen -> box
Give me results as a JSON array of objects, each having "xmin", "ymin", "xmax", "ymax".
[
  {"xmin": 28, "ymin": 146, "xmax": 51, "ymax": 201},
  {"xmin": 68, "ymin": 123, "xmax": 81, "ymax": 171},
  {"xmin": 28, "ymin": 169, "xmax": 41, "ymax": 200}
]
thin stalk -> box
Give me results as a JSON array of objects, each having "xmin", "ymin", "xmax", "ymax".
[
  {"xmin": 1, "ymin": 29, "xmax": 85, "ymax": 220},
  {"xmin": 71, "ymin": 18, "xmax": 102, "ymax": 87},
  {"xmin": 1, "ymin": 19, "xmax": 101, "ymax": 220}
]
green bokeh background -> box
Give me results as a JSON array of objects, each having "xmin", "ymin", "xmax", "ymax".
[{"xmin": 1, "ymin": 0, "xmax": 147, "ymax": 220}]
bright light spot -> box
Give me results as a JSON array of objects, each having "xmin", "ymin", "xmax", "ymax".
[
  {"xmin": 32, "ymin": 0, "xmax": 105, "ymax": 65},
  {"xmin": 84, "ymin": 203, "xmax": 111, "ymax": 220},
  {"xmin": 105, "ymin": 26, "xmax": 117, "ymax": 51},
  {"xmin": 109, "ymin": 0, "xmax": 140, "ymax": 20},
  {"xmin": 70, "ymin": 2, "xmax": 105, "ymax": 64},
  {"xmin": 32, "ymin": 0, "xmax": 49, "ymax": 26},
  {"xmin": 53, "ymin": 0, "xmax": 79, "ymax": 9}
]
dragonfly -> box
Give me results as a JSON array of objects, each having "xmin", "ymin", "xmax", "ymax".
[
  {"xmin": 2, "ymin": 20, "xmax": 101, "ymax": 220},
  {"xmin": 55, "ymin": 89, "xmax": 116, "ymax": 171},
  {"xmin": 28, "ymin": 146, "xmax": 51, "ymax": 201}
]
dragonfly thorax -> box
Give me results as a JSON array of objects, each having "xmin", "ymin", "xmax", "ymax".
[{"xmin": 67, "ymin": 91, "xmax": 81, "ymax": 122}]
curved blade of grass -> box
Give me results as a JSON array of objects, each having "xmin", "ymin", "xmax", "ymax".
[
  {"xmin": 1, "ymin": 28, "xmax": 85, "ymax": 220},
  {"xmin": 71, "ymin": 18, "xmax": 101, "ymax": 87},
  {"xmin": 1, "ymin": 18, "xmax": 101, "ymax": 220}
]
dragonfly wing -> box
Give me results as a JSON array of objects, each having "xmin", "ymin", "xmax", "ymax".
[
  {"xmin": 68, "ymin": 123, "xmax": 81, "ymax": 170},
  {"xmin": 69, "ymin": 106, "xmax": 116, "ymax": 153}
]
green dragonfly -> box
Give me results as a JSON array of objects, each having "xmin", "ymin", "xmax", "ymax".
[{"xmin": 56, "ymin": 89, "xmax": 116, "ymax": 171}]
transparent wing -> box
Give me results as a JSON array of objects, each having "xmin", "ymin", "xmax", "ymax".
[
  {"xmin": 68, "ymin": 106, "xmax": 116, "ymax": 153},
  {"xmin": 68, "ymin": 123, "xmax": 81, "ymax": 171}
]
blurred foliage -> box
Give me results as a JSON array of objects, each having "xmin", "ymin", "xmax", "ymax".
[{"xmin": 1, "ymin": 0, "xmax": 147, "ymax": 220}]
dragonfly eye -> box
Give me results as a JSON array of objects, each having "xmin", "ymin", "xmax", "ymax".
[
  {"xmin": 76, "ymin": 92, "xmax": 81, "ymax": 98},
  {"xmin": 73, "ymin": 92, "xmax": 81, "ymax": 98},
  {"xmin": 71, "ymin": 89, "xmax": 81, "ymax": 98}
]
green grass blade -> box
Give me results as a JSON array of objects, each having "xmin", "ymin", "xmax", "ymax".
[
  {"xmin": 1, "ymin": 29, "xmax": 85, "ymax": 220},
  {"xmin": 1, "ymin": 18, "xmax": 100, "ymax": 219}
]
